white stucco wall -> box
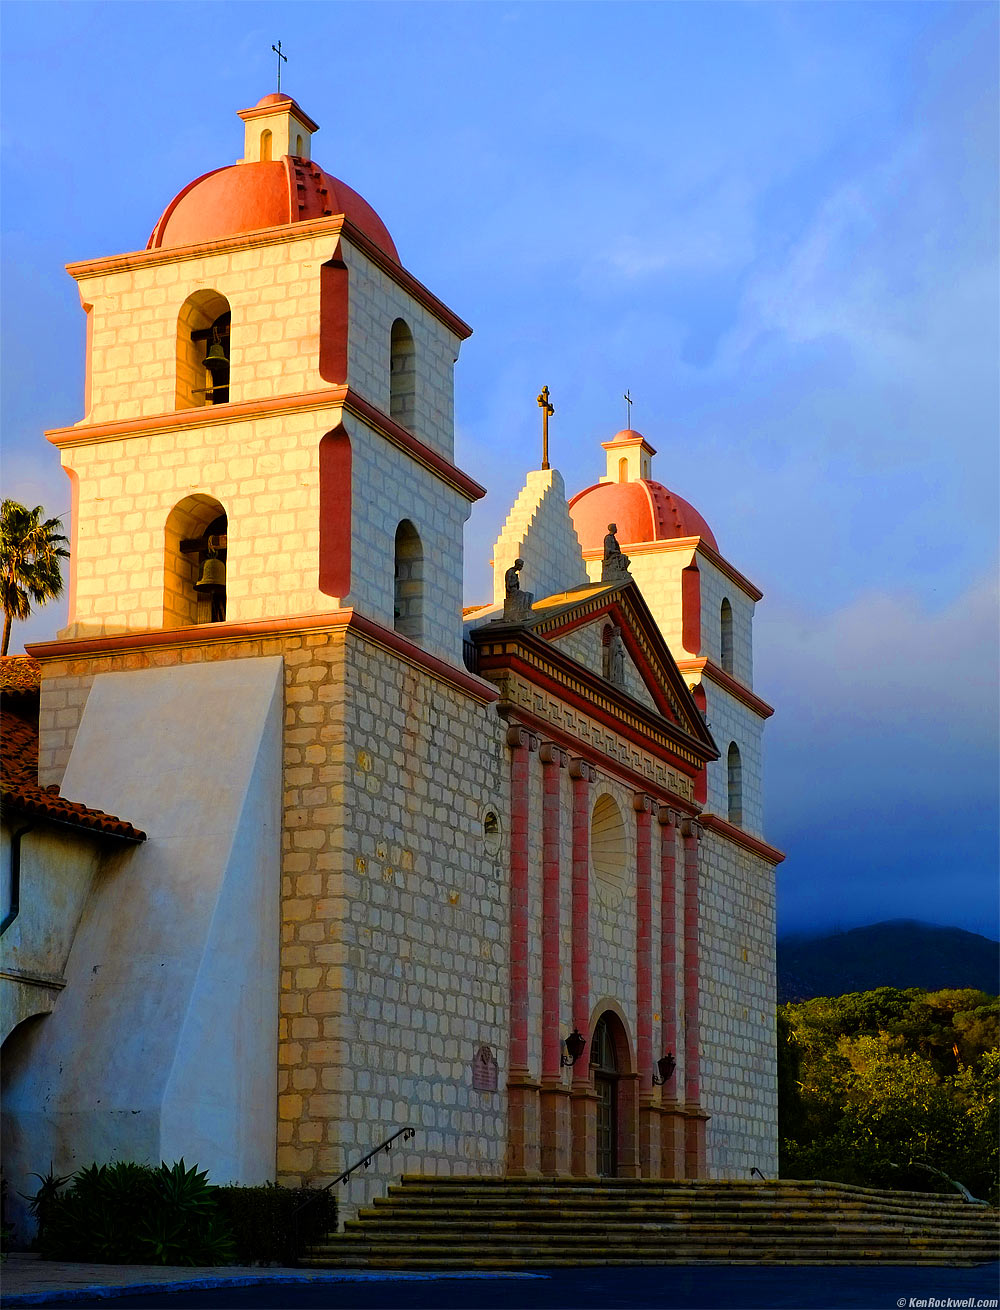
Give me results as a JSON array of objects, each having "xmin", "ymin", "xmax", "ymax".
[{"xmin": 2, "ymin": 657, "xmax": 283, "ymax": 1238}]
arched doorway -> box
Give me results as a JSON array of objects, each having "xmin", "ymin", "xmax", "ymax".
[{"xmin": 591, "ymin": 1013, "xmax": 619, "ymax": 1176}]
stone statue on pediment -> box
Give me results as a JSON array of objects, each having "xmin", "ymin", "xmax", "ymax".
[
  {"xmin": 503, "ymin": 558, "xmax": 534, "ymax": 621},
  {"xmin": 602, "ymin": 523, "xmax": 632, "ymax": 582}
]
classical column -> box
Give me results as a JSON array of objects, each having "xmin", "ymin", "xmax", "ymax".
[
  {"xmin": 568, "ymin": 758, "xmax": 597, "ymax": 1177},
  {"xmin": 539, "ymin": 742, "xmax": 570, "ymax": 1175},
  {"xmin": 634, "ymin": 792, "xmax": 658, "ymax": 1176},
  {"xmin": 658, "ymin": 807, "xmax": 685, "ymax": 1177},
  {"xmin": 682, "ymin": 817, "xmax": 709, "ymax": 1178},
  {"xmin": 506, "ymin": 724, "xmax": 538, "ymax": 1175}
]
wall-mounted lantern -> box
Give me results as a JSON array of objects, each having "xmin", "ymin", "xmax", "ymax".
[
  {"xmin": 560, "ymin": 1027, "xmax": 587, "ymax": 1068},
  {"xmin": 652, "ymin": 1052, "xmax": 676, "ymax": 1085}
]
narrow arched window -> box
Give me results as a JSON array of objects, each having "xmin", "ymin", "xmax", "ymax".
[
  {"xmin": 618, "ymin": 457, "xmax": 628, "ymax": 483},
  {"xmin": 319, "ymin": 426, "xmax": 352, "ymax": 598},
  {"xmin": 720, "ymin": 598, "xmax": 734, "ymax": 673},
  {"xmin": 390, "ymin": 319, "xmax": 415, "ymax": 429},
  {"xmin": 260, "ymin": 129, "xmax": 272, "ymax": 162},
  {"xmin": 176, "ymin": 290, "xmax": 231, "ymax": 410},
  {"xmin": 727, "ymin": 742, "xmax": 743, "ymax": 826},
  {"xmin": 164, "ymin": 495, "xmax": 228, "ymax": 628},
  {"xmin": 394, "ymin": 519, "xmax": 423, "ymax": 640},
  {"xmin": 295, "ymin": 133, "xmax": 304, "ymax": 156}
]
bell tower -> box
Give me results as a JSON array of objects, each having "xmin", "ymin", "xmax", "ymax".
[{"xmin": 47, "ymin": 92, "xmax": 481, "ymax": 667}]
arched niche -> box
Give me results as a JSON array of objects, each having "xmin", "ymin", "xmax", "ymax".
[
  {"xmin": 163, "ymin": 494, "xmax": 228, "ymax": 628},
  {"xmin": 720, "ymin": 598, "xmax": 734, "ymax": 673},
  {"xmin": 393, "ymin": 519, "xmax": 423, "ymax": 640},
  {"xmin": 176, "ymin": 290, "xmax": 231, "ymax": 410},
  {"xmin": 389, "ymin": 319, "xmax": 416, "ymax": 429},
  {"xmin": 727, "ymin": 741, "xmax": 743, "ymax": 826},
  {"xmin": 319, "ymin": 426, "xmax": 352, "ymax": 599}
]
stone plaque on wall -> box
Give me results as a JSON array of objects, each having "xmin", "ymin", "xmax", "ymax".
[{"xmin": 472, "ymin": 1045, "xmax": 499, "ymax": 1092}]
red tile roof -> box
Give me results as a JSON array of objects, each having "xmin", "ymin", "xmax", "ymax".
[
  {"xmin": 1, "ymin": 698, "xmax": 145, "ymax": 843},
  {"xmin": 1, "ymin": 655, "xmax": 41, "ymax": 694}
]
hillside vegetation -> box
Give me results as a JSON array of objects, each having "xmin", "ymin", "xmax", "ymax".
[{"xmin": 779, "ymin": 987, "xmax": 999, "ymax": 1205}]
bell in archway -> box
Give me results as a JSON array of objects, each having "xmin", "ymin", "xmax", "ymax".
[
  {"xmin": 203, "ymin": 338, "xmax": 228, "ymax": 370},
  {"xmin": 195, "ymin": 554, "xmax": 226, "ymax": 591}
]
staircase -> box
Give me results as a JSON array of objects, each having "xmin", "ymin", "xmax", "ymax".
[{"xmin": 309, "ymin": 1176, "xmax": 1000, "ymax": 1268}]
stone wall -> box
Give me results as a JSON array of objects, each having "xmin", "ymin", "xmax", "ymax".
[
  {"xmin": 697, "ymin": 826, "xmax": 778, "ymax": 1178},
  {"xmin": 276, "ymin": 629, "xmax": 509, "ymax": 1217}
]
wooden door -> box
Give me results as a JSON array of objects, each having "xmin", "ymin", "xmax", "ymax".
[{"xmin": 595, "ymin": 1072, "xmax": 617, "ymax": 1177}]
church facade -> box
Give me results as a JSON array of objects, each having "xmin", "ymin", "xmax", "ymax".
[{"xmin": 1, "ymin": 91, "xmax": 782, "ymax": 1231}]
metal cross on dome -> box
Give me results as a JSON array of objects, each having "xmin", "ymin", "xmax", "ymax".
[
  {"xmin": 271, "ymin": 40, "xmax": 287, "ymax": 93},
  {"xmin": 624, "ymin": 389, "xmax": 633, "ymax": 428}
]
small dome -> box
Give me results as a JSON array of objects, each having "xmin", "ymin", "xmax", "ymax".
[
  {"xmin": 609, "ymin": 428, "xmax": 646, "ymax": 443},
  {"xmin": 569, "ymin": 478, "xmax": 718, "ymax": 553},
  {"xmin": 147, "ymin": 159, "xmax": 399, "ymax": 261},
  {"xmin": 255, "ymin": 92, "xmax": 295, "ymax": 109}
]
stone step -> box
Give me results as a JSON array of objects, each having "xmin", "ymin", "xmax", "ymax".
[
  {"xmin": 311, "ymin": 1177, "xmax": 999, "ymax": 1270},
  {"xmin": 343, "ymin": 1210, "xmax": 996, "ymax": 1231}
]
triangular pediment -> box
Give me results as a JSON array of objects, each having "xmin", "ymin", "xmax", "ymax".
[{"xmin": 476, "ymin": 579, "xmax": 716, "ymax": 757}]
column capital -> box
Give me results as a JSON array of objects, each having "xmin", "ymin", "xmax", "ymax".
[
  {"xmin": 569, "ymin": 757, "xmax": 597, "ymax": 783},
  {"xmin": 507, "ymin": 724, "xmax": 539, "ymax": 751},
  {"xmin": 539, "ymin": 742, "xmax": 568, "ymax": 767},
  {"xmin": 633, "ymin": 791, "xmax": 655, "ymax": 815},
  {"xmin": 681, "ymin": 817, "xmax": 703, "ymax": 840},
  {"xmin": 657, "ymin": 805, "xmax": 681, "ymax": 829}
]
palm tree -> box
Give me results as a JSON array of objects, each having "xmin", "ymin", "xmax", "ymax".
[{"xmin": 0, "ymin": 500, "xmax": 70, "ymax": 655}]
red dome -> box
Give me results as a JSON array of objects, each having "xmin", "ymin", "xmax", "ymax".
[
  {"xmin": 569, "ymin": 479, "xmax": 718, "ymax": 553},
  {"xmin": 147, "ymin": 158, "xmax": 399, "ymax": 261}
]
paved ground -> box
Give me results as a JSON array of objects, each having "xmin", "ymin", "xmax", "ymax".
[{"xmin": 3, "ymin": 1255, "xmax": 998, "ymax": 1310}]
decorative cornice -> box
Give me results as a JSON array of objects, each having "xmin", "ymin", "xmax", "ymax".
[
  {"xmin": 65, "ymin": 217, "xmax": 473, "ymax": 340},
  {"xmin": 26, "ymin": 610, "xmax": 498, "ymax": 706},
  {"xmin": 504, "ymin": 707, "xmax": 700, "ymax": 816},
  {"xmin": 46, "ymin": 385, "xmax": 486, "ymax": 503},
  {"xmin": 580, "ymin": 536, "xmax": 763, "ymax": 601},
  {"xmin": 701, "ymin": 813, "xmax": 785, "ymax": 865},
  {"xmin": 477, "ymin": 628, "xmax": 715, "ymax": 769},
  {"xmin": 675, "ymin": 658, "xmax": 775, "ymax": 719}
]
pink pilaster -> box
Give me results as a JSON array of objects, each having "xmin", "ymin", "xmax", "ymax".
[
  {"xmin": 682, "ymin": 818, "xmax": 708, "ymax": 1178},
  {"xmin": 539, "ymin": 743, "xmax": 570, "ymax": 1175},
  {"xmin": 658, "ymin": 808, "xmax": 685, "ymax": 1177},
  {"xmin": 506, "ymin": 724, "xmax": 538, "ymax": 1175},
  {"xmin": 634, "ymin": 792, "xmax": 657, "ymax": 1175},
  {"xmin": 569, "ymin": 759, "xmax": 597, "ymax": 1177}
]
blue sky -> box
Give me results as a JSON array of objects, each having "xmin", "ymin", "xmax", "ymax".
[{"xmin": 2, "ymin": 1, "xmax": 997, "ymax": 939}]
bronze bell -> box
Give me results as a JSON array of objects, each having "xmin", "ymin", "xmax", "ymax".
[
  {"xmin": 203, "ymin": 333, "xmax": 228, "ymax": 371},
  {"xmin": 195, "ymin": 554, "xmax": 226, "ymax": 591}
]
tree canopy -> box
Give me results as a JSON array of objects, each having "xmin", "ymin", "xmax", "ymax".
[{"xmin": 779, "ymin": 987, "xmax": 999, "ymax": 1204}]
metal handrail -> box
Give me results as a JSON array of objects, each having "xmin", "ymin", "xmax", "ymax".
[
  {"xmin": 324, "ymin": 1126, "xmax": 416, "ymax": 1191},
  {"xmin": 292, "ymin": 1126, "xmax": 416, "ymax": 1221}
]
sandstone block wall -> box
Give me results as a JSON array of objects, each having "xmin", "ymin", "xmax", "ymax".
[
  {"xmin": 277, "ymin": 631, "xmax": 509, "ymax": 1218},
  {"xmin": 342, "ymin": 242, "xmax": 463, "ymax": 462},
  {"xmin": 697, "ymin": 827, "xmax": 778, "ymax": 1178}
]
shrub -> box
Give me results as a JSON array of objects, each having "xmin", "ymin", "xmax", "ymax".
[
  {"xmin": 38, "ymin": 1160, "xmax": 234, "ymax": 1266},
  {"xmin": 214, "ymin": 1183, "xmax": 338, "ymax": 1266}
]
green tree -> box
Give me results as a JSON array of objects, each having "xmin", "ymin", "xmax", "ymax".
[{"xmin": 0, "ymin": 500, "xmax": 69, "ymax": 655}]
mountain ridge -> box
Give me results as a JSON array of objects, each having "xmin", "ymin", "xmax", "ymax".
[{"xmin": 777, "ymin": 919, "xmax": 999, "ymax": 1002}]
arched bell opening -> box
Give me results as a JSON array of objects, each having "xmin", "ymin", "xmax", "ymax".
[
  {"xmin": 176, "ymin": 290, "xmax": 232, "ymax": 411},
  {"xmin": 164, "ymin": 495, "xmax": 228, "ymax": 629},
  {"xmin": 589, "ymin": 1006, "xmax": 636, "ymax": 1178}
]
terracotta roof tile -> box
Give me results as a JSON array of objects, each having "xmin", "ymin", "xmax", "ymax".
[
  {"xmin": 1, "ymin": 701, "xmax": 145, "ymax": 843},
  {"xmin": 1, "ymin": 655, "xmax": 41, "ymax": 694}
]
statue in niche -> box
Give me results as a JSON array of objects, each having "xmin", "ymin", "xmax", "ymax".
[
  {"xmin": 503, "ymin": 558, "xmax": 534, "ymax": 621},
  {"xmin": 603, "ymin": 624, "xmax": 626, "ymax": 687},
  {"xmin": 602, "ymin": 523, "xmax": 631, "ymax": 582}
]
